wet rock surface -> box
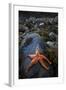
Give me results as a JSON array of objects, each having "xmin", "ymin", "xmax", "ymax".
[
  {"xmin": 19, "ymin": 33, "xmax": 58, "ymax": 78},
  {"xmin": 19, "ymin": 11, "xmax": 58, "ymax": 78}
]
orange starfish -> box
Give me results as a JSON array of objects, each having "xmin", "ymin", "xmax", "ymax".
[{"xmin": 27, "ymin": 48, "xmax": 52, "ymax": 72}]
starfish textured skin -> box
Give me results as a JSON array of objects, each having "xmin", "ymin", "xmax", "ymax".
[{"xmin": 27, "ymin": 48, "xmax": 52, "ymax": 72}]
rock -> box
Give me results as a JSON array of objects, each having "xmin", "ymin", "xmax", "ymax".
[
  {"xmin": 29, "ymin": 17, "xmax": 36, "ymax": 24},
  {"xmin": 19, "ymin": 33, "xmax": 56, "ymax": 78},
  {"xmin": 35, "ymin": 22, "xmax": 44, "ymax": 28},
  {"xmin": 49, "ymin": 32, "xmax": 57, "ymax": 41},
  {"xmin": 39, "ymin": 22, "xmax": 45, "ymax": 28},
  {"xmin": 46, "ymin": 41, "xmax": 58, "ymax": 48},
  {"xmin": 48, "ymin": 18, "xmax": 54, "ymax": 24},
  {"xmin": 54, "ymin": 16, "xmax": 58, "ymax": 24},
  {"xmin": 36, "ymin": 18, "xmax": 44, "ymax": 23},
  {"xmin": 19, "ymin": 16, "xmax": 24, "ymax": 24},
  {"xmin": 19, "ymin": 24, "xmax": 29, "ymax": 32},
  {"xmin": 49, "ymin": 32, "xmax": 55, "ymax": 36},
  {"xmin": 44, "ymin": 18, "xmax": 49, "ymax": 25}
]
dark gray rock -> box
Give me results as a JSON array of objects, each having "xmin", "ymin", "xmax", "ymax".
[
  {"xmin": 48, "ymin": 18, "xmax": 54, "ymax": 24},
  {"xmin": 19, "ymin": 24, "xmax": 29, "ymax": 32},
  {"xmin": 54, "ymin": 16, "xmax": 58, "ymax": 24},
  {"xmin": 29, "ymin": 17, "xmax": 36, "ymax": 24},
  {"xmin": 39, "ymin": 22, "xmax": 45, "ymax": 28},
  {"xmin": 46, "ymin": 41, "xmax": 58, "ymax": 48},
  {"xmin": 36, "ymin": 18, "xmax": 44, "ymax": 23},
  {"xmin": 49, "ymin": 32, "xmax": 58, "ymax": 41}
]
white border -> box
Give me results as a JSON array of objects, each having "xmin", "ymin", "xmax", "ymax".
[{"xmin": 9, "ymin": 4, "xmax": 64, "ymax": 86}]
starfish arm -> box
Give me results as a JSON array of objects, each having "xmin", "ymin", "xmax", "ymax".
[
  {"xmin": 42, "ymin": 55, "xmax": 52, "ymax": 64},
  {"xmin": 45, "ymin": 58, "xmax": 52, "ymax": 64},
  {"xmin": 31, "ymin": 58, "xmax": 38, "ymax": 64},
  {"xmin": 28, "ymin": 54, "xmax": 36, "ymax": 59},
  {"xmin": 39, "ymin": 60, "xmax": 49, "ymax": 70},
  {"xmin": 27, "ymin": 63, "xmax": 33, "ymax": 72},
  {"xmin": 27, "ymin": 58, "xmax": 37, "ymax": 72}
]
